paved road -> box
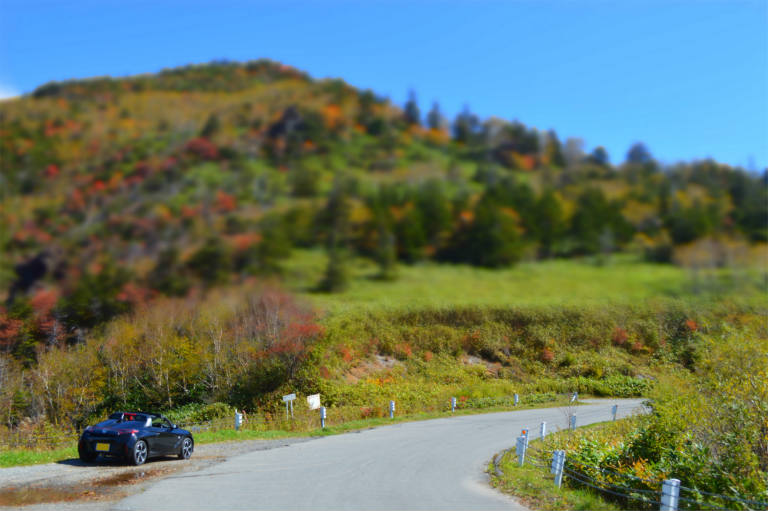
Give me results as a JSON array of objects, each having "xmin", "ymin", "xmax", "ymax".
[{"xmin": 114, "ymin": 399, "xmax": 645, "ymax": 511}]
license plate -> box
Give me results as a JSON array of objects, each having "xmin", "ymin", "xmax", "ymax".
[{"xmin": 95, "ymin": 442, "xmax": 110, "ymax": 452}]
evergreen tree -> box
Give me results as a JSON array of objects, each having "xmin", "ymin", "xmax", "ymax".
[
  {"xmin": 589, "ymin": 146, "xmax": 610, "ymax": 166},
  {"xmin": 317, "ymin": 178, "xmax": 352, "ymax": 292},
  {"xmin": 546, "ymin": 130, "xmax": 566, "ymax": 167},
  {"xmin": 187, "ymin": 237, "xmax": 231, "ymax": 286},
  {"xmin": 403, "ymin": 90, "xmax": 421, "ymax": 126},
  {"xmin": 532, "ymin": 189, "xmax": 567, "ymax": 258},
  {"xmin": 426, "ymin": 102, "xmax": 447, "ymax": 131},
  {"xmin": 374, "ymin": 226, "xmax": 398, "ymax": 280},
  {"xmin": 200, "ymin": 113, "xmax": 220, "ymax": 138}
]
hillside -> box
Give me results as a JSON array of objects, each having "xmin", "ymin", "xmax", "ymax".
[{"xmin": 2, "ymin": 61, "xmax": 766, "ymax": 350}]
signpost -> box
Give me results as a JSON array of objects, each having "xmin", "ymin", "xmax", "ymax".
[
  {"xmin": 282, "ymin": 393, "xmax": 296, "ymax": 419},
  {"xmin": 307, "ymin": 394, "xmax": 321, "ymax": 410}
]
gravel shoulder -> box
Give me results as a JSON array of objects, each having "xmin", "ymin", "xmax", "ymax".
[{"xmin": 0, "ymin": 437, "xmax": 315, "ymax": 511}]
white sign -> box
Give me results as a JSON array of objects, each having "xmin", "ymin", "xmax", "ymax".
[
  {"xmin": 307, "ymin": 394, "xmax": 321, "ymax": 410},
  {"xmin": 282, "ymin": 393, "xmax": 296, "ymax": 402}
]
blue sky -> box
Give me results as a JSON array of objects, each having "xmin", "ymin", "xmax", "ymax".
[{"xmin": 1, "ymin": 0, "xmax": 766, "ymax": 169}]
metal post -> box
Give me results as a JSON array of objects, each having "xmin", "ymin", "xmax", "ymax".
[
  {"xmin": 516, "ymin": 436, "xmax": 527, "ymax": 466},
  {"xmin": 234, "ymin": 410, "xmax": 243, "ymax": 431},
  {"xmin": 290, "ymin": 400, "xmax": 294, "ymax": 419},
  {"xmin": 389, "ymin": 400, "xmax": 395, "ymax": 419},
  {"xmin": 285, "ymin": 401, "xmax": 289, "ymax": 420},
  {"xmin": 611, "ymin": 404, "xmax": 618, "ymax": 421},
  {"xmin": 513, "ymin": 393, "xmax": 519, "ymax": 406},
  {"xmin": 320, "ymin": 407, "xmax": 326, "ymax": 429},
  {"xmin": 569, "ymin": 414, "xmax": 576, "ymax": 431},
  {"xmin": 660, "ymin": 479, "xmax": 680, "ymax": 511},
  {"xmin": 540, "ymin": 421, "xmax": 546, "ymax": 439},
  {"xmin": 550, "ymin": 450, "xmax": 565, "ymax": 488},
  {"xmin": 451, "ymin": 397, "xmax": 457, "ymax": 413}
]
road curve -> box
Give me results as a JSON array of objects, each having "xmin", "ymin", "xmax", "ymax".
[{"xmin": 113, "ymin": 399, "xmax": 645, "ymax": 511}]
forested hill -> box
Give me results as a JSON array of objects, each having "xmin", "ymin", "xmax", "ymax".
[{"xmin": 1, "ymin": 59, "xmax": 766, "ymax": 357}]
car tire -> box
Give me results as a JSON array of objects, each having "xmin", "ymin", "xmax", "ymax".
[
  {"xmin": 78, "ymin": 445, "xmax": 97, "ymax": 463},
  {"xmin": 178, "ymin": 436, "xmax": 193, "ymax": 460},
  {"xmin": 130, "ymin": 439, "xmax": 148, "ymax": 466}
]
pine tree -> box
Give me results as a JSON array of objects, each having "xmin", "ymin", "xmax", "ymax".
[{"xmin": 403, "ymin": 90, "xmax": 421, "ymax": 126}]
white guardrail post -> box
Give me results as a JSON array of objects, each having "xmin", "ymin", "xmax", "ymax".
[
  {"xmin": 569, "ymin": 414, "xmax": 576, "ymax": 431},
  {"xmin": 550, "ymin": 450, "xmax": 565, "ymax": 488},
  {"xmin": 540, "ymin": 421, "xmax": 546, "ymax": 438},
  {"xmin": 513, "ymin": 393, "xmax": 519, "ymax": 406},
  {"xmin": 660, "ymin": 479, "xmax": 680, "ymax": 511},
  {"xmin": 451, "ymin": 397, "xmax": 457, "ymax": 413},
  {"xmin": 389, "ymin": 400, "xmax": 395, "ymax": 419},
  {"xmin": 516, "ymin": 436, "xmax": 527, "ymax": 466},
  {"xmin": 320, "ymin": 407, "xmax": 326, "ymax": 429},
  {"xmin": 234, "ymin": 410, "xmax": 243, "ymax": 431},
  {"xmin": 612, "ymin": 404, "xmax": 618, "ymax": 421}
]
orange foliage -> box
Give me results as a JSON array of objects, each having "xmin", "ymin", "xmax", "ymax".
[
  {"xmin": 612, "ymin": 327, "xmax": 628, "ymax": 345},
  {"xmin": 215, "ymin": 190, "xmax": 237, "ymax": 212}
]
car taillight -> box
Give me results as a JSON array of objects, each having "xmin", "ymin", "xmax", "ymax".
[{"xmin": 117, "ymin": 429, "xmax": 138, "ymax": 435}]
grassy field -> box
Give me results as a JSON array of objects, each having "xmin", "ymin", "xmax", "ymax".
[{"xmin": 283, "ymin": 249, "xmax": 767, "ymax": 314}]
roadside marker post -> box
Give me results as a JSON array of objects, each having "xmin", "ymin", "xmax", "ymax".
[
  {"xmin": 320, "ymin": 407, "xmax": 327, "ymax": 429},
  {"xmin": 551, "ymin": 450, "xmax": 565, "ymax": 488},
  {"xmin": 569, "ymin": 414, "xmax": 577, "ymax": 431},
  {"xmin": 389, "ymin": 400, "xmax": 395, "ymax": 419},
  {"xmin": 234, "ymin": 410, "xmax": 243, "ymax": 431},
  {"xmin": 513, "ymin": 393, "xmax": 519, "ymax": 406},
  {"xmin": 521, "ymin": 428, "xmax": 529, "ymax": 446},
  {"xmin": 451, "ymin": 397, "xmax": 457, "ymax": 413},
  {"xmin": 570, "ymin": 392, "xmax": 578, "ymax": 403},
  {"xmin": 660, "ymin": 479, "xmax": 681, "ymax": 511},
  {"xmin": 540, "ymin": 421, "xmax": 546, "ymax": 439},
  {"xmin": 515, "ymin": 436, "xmax": 527, "ymax": 466},
  {"xmin": 611, "ymin": 404, "xmax": 618, "ymax": 421}
]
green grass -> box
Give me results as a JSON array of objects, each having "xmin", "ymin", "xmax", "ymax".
[
  {"xmin": 489, "ymin": 451, "xmax": 621, "ymax": 511},
  {"xmin": 489, "ymin": 421, "xmax": 624, "ymax": 511},
  {"xmin": 283, "ymin": 249, "xmax": 766, "ymax": 314},
  {"xmin": 0, "ymin": 446, "xmax": 77, "ymax": 468}
]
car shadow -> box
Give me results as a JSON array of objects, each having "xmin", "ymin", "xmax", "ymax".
[{"xmin": 56, "ymin": 456, "xmax": 174, "ymax": 467}]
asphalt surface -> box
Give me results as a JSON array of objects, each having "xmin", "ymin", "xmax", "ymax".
[{"xmin": 113, "ymin": 399, "xmax": 645, "ymax": 511}]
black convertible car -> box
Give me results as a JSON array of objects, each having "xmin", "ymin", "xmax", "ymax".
[{"xmin": 78, "ymin": 412, "xmax": 194, "ymax": 465}]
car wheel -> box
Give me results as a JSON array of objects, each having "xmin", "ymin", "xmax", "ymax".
[
  {"xmin": 178, "ymin": 437, "xmax": 193, "ymax": 460},
  {"xmin": 130, "ymin": 440, "xmax": 148, "ymax": 466},
  {"xmin": 78, "ymin": 445, "xmax": 97, "ymax": 463}
]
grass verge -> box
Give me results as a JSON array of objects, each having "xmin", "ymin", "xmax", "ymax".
[{"xmin": 488, "ymin": 421, "xmax": 620, "ymax": 511}]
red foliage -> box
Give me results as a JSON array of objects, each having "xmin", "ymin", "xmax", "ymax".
[
  {"xmin": 540, "ymin": 347, "xmax": 555, "ymax": 363},
  {"xmin": 116, "ymin": 282, "xmax": 154, "ymax": 306},
  {"xmin": 45, "ymin": 164, "xmax": 60, "ymax": 178},
  {"xmin": 611, "ymin": 327, "xmax": 628, "ymax": 346},
  {"xmin": 29, "ymin": 289, "xmax": 58, "ymax": 317},
  {"xmin": 246, "ymin": 288, "xmax": 324, "ymax": 379},
  {"xmin": 215, "ymin": 190, "xmax": 237, "ymax": 212},
  {"xmin": 185, "ymin": 137, "xmax": 219, "ymax": 160},
  {"xmin": 685, "ymin": 319, "xmax": 698, "ymax": 332},
  {"xmin": 0, "ymin": 315, "xmax": 22, "ymax": 351},
  {"xmin": 339, "ymin": 345, "xmax": 354, "ymax": 363},
  {"xmin": 423, "ymin": 350, "xmax": 434, "ymax": 362}
]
